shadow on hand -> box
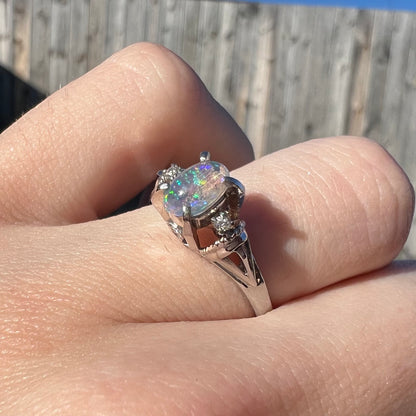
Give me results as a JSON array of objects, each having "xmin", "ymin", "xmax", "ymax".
[
  {"xmin": 0, "ymin": 65, "xmax": 45, "ymax": 133},
  {"xmin": 242, "ymin": 192, "xmax": 309, "ymax": 306}
]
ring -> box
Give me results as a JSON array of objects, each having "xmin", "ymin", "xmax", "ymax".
[{"xmin": 151, "ymin": 152, "xmax": 272, "ymax": 316}]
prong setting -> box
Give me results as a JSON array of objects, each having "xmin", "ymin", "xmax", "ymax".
[{"xmin": 199, "ymin": 151, "xmax": 211, "ymax": 162}]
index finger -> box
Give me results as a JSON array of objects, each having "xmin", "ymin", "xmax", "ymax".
[{"xmin": 0, "ymin": 43, "xmax": 253, "ymax": 225}]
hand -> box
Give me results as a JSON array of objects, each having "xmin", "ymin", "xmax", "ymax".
[{"xmin": 1, "ymin": 43, "xmax": 415, "ymax": 415}]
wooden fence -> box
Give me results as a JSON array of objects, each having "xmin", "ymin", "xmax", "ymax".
[{"xmin": 0, "ymin": 0, "xmax": 416, "ymax": 256}]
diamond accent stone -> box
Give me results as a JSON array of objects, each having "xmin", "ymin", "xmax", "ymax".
[
  {"xmin": 211, "ymin": 211, "xmax": 234, "ymax": 235},
  {"xmin": 164, "ymin": 161, "xmax": 229, "ymax": 217},
  {"xmin": 158, "ymin": 164, "xmax": 184, "ymax": 186}
]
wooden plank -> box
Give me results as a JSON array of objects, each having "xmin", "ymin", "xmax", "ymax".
[
  {"xmin": 265, "ymin": 5, "xmax": 293, "ymax": 153},
  {"xmin": 320, "ymin": 8, "xmax": 358, "ymax": 137},
  {"xmin": 289, "ymin": 5, "xmax": 317, "ymax": 144},
  {"xmin": 346, "ymin": 9, "xmax": 375, "ymax": 136},
  {"xmin": 0, "ymin": 0, "xmax": 7, "ymax": 65},
  {"xmin": 158, "ymin": 0, "xmax": 184, "ymax": 56},
  {"xmin": 240, "ymin": 3, "xmax": 275, "ymax": 156},
  {"xmin": 87, "ymin": 0, "xmax": 108, "ymax": 70},
  {"xmin": 0, "ymin": 0, "xmax": 13, "ymax": 68},
  {"xmin": 105, "ymin": 0, "xmax": 127, "ymax": 58},
  {"xmin": 68, "ymin": 0, "xmax": 89, "ymax": 82},
  {"xmin": 30, "ymin": 0, "xmax": 52, "ymax": 92},
  {"xmin": 380, "ymin": 12, "xmax": 414, "ymax": 157},
  {"xmin": 192, "ymin": 0, "xmax": 210, "ymax": 76},
  {"xmin": 232, "ymin": 2, "xmax": 259, "ymax": 130},
  {"xmin": 145, "ymin": 0, "xmax": 161, "ymax": 44},
  {"xmin": 392, "ymin": 14, "xmax": 416, "ymax": 175},
  {"xmin": 212, "ymin": 1, "xmax": 238, "ymax": 116},
  {"xmin": 12, "ymin": 0, "xmax": 32, "ymax": 80},
  {"xmin": 252, "ymin": 4, "xmax": 276, "ymax": 156},
  {"xmin": 303, "ymin": 8, "xmax": 356, "ymax": 139},
  {"xmin": 125, "ymin": 0, "xmax": 147, "ymax": 45},
  {"xmin": 277, "ymin": 6, "xmax": 317, "ymax": 148},
  {"xmin": 12, "ymin": 0, "xmax": 33, "ymax": 120},
  {"xmin": 361, "ymin": 10, "xmax": 394, "ymax": 142},
  {"xmin": 49, "ymin": 0, "xmax": 70, "ymax": 92},
  {"xmin": 181, "ymin": 0, "xmax": 200, "ymax": 70},
  {"xmin": 197, "ymin": 0, "xmax": 219, "ymax": 91}
]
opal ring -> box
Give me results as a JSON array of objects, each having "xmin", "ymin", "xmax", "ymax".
[{"xmin": 151, "ymin": 152, "xmax": 272, "ymax": 316}]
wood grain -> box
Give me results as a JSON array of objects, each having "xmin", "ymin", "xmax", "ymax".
[
  {"xmin": 30, "ymin": 0, "xmax": 51, "ymax": 91},
  {"xmin": 0, "ymin": 0, "xmax": 13, "ymax": 67},
  {"xmin": 69, "ymin": 0, "xmax": 89, "ymax": 81}
]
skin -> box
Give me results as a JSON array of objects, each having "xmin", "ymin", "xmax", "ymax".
[{"xmin": 0, "ymin": 43, "xmax": 415, "ymax": 415}]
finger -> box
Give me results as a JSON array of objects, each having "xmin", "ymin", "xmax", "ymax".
[
  {"xmin": 239, "ymin": 136, "xmax": 415, "ymax": 304},
  {"xmin": 5, "ymin": 263, "xmax": 415, "ymax": 414},
  {"xmin": 2, "ymin": 137, "xmax": 413, "ymax": 325},
  {"xmin": 0, "ymin": 43, "xmax": 253, "ymax": 225},
  {"xmin": 99, "ymin": 262, "xmax": 416, "ymax": 415}
]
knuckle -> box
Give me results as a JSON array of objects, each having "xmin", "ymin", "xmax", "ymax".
[
  {"xmin": 108, "ymin": 42, "xmax": 206, "ymax": 117},
  {"xmin": 352, "ymin": 137, "xmax": 415, "ymax": 255},
  {"xmin": 319, "ymin": 136, "xmax": 414, "ymax": 259}
]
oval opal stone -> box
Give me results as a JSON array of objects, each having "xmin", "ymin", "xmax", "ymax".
[{"xmin": 164, "ymin": 161, "xmax": 229, "ymax": 217}]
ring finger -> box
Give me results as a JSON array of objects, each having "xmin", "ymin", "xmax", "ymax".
[{"xmin": 2, "ymin": 137, "xmax": 413, "ymax": 331}]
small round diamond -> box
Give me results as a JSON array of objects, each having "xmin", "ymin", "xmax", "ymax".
[
  {"xmin": 159, "ymin": 164, "xmax": 183, "ymax": 185},
  {"xmin": 212, "ymin": 211, "xmax": 234, "ymax": 235},
  {"xmin": 164, "ymin": 161, "xmax": 229, "ymax": 217}
]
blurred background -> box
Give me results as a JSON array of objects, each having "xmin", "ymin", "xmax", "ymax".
[{"xmin": 0, "ymin": 0, "xmax": 415, "ymax": 257}]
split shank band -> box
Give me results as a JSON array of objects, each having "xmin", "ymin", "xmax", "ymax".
[{"xmin": 151, "ymin": 152, "xmax": 272, "ymax": 316}]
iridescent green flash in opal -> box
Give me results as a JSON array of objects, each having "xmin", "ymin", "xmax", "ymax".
[{"xmin": 164, "ymin": 161, "xmax": 229, "ymax": 217}]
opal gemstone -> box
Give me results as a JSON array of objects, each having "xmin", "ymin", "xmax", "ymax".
[{"xmin": 164, "ymin": 161, "xmax": 229, "ymax": 217}]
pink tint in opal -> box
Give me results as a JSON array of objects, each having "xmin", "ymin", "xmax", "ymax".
[{"xmin": 164, "ymin": 161, "xmax": 229, "ymax": 217}]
